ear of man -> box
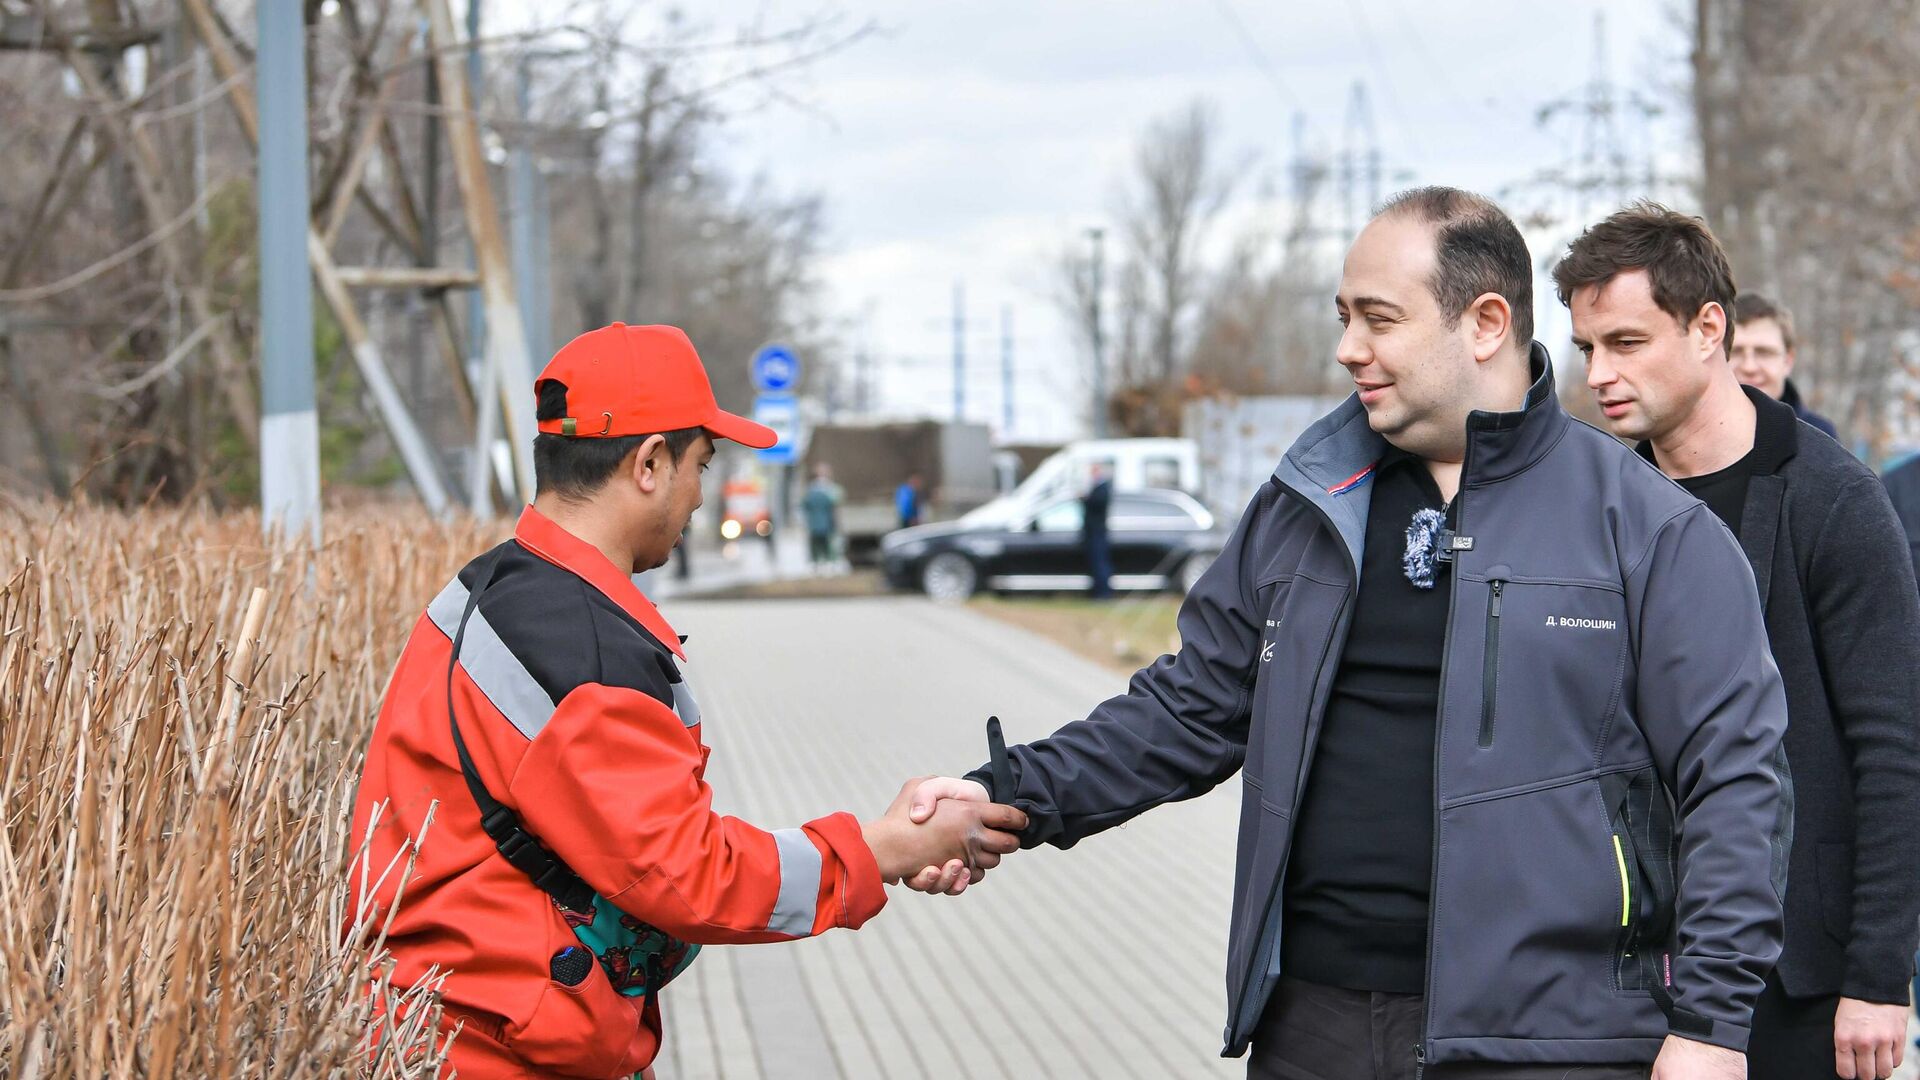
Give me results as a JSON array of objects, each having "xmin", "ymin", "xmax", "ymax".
[
  {"xmin": 1694, "ymin": 301, "xmax": 1729, "ymax": 360},
  {"xmin": 627, "ymin": 433, "xmax": 671, "ymax": 496},
  {"xmin": 1465, "ymin": 290, "xmax": 1514, "ymax": 363}
]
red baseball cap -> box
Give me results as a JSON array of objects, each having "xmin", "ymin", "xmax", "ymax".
[{"xmin": 534, "ymin": 323, "xmax": 778, "ymax": 449}]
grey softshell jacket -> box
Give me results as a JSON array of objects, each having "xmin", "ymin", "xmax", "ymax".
[{"xmin": 978, "ymin": 349, "xmax": 1791, "ymax": 1065}]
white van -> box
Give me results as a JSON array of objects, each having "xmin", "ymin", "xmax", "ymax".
[{"xmin": 962, "ymin": 438, "xmax": 1200, "ymax": 528}]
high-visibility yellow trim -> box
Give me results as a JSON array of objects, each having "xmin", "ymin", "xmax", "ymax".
[{"xmin": 1612, "ymin": 834, "xmax": 1631, "ymax": 928}]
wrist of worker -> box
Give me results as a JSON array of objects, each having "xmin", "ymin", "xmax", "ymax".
[{"xmin": 859, "ymin": 818, "xmax": 912, "ymax": 884}]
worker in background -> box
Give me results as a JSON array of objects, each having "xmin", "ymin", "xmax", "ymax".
[
  {"xmin": 347, "ymin": 323, "xmax": 1025, "ymax": 1079},
  {"xmin": 802, "ymin": 463, "xmax": 844, "ymax": 571}
]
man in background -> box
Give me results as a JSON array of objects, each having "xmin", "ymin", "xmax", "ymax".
[
  {"xmin": 1081, "ymin": 463, "xmax": 1113, "ymax": 599},
  {"xmin": 802, "ymin": 463, "xmax": 844, "ymax": 570},
  {"xmin": 1731, "ymin": 292, "xmax": 1841, "ymax": 439},
  {"xmin": 896, "ymin": 472, "xmax": 924, "ymax": 529}
]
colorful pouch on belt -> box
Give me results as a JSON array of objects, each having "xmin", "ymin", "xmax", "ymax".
[{"xmin": 554, "ymin": 896, "xmax": 701, "ymax": 997}]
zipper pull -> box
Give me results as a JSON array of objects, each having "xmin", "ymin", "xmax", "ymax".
[
  {"xmin": 1414, "ymin": 1043, "xmax": 1426, "ymax": 1079},
  {"xmin": 1489, "ymin": 579, "xmax": 1504, "ymax": 617}
]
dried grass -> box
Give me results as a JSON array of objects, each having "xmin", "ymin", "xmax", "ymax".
[{"xmin": 0, "ymin": 501, "xmax": 503, "ymax": 1077}]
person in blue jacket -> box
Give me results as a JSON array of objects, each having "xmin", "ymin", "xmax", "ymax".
[{"xmin": 895, "ymin": 472, "xmax": 923, "ymax": 529}]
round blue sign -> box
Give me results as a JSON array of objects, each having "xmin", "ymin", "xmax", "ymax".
[{"xmin": 751, "ymin": 344, "xmax": 800, "ymax": 394}]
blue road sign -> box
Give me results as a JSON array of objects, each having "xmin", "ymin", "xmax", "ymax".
[
  {"xmin": 751, "ymin": 344, "xmax": 800, "ymax": 394},
  {"xmin": 753, "ymin": 393, "xmax": 801, "ymax": 464}
]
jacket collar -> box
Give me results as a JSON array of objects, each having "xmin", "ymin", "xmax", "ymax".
[
  {"xmin": 1460, "ymin": 343, "xmax": 1568, "ymax": 487},
  {"xmin": 1751, "ymin": 384, "xmax": 1804, "ymax": 472},
  {"xmin": 1633, "ymin": 383, "xmax": 1798, "ymax": 478},
  {"xmin": 1273, "ymin": 342, "xmax": 1563, "ymax": 566},
  {"xmin": 1743, "ymin": 383, "xmax": 1799, "ymax": 475},
  {"xmin": 513, "ymin": 504, "xmax": 686, "ymax": 660}
]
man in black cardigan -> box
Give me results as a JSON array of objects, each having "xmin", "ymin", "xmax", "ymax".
[
  {"xmin": 1556, "ymin": 203, "xmax": 1920, "ymax": 1080},
  {"xmin": 1886, "ymin": 454, "xmax": 1920, "ymax": 579}
]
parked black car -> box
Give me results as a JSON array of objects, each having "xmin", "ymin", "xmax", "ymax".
[{"xmin": 879, "ymin": 488, "xmax": 1226, "ymax": 601}]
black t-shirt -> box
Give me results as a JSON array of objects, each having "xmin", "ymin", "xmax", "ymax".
[
  {"xmin": 1675, "ymin": 448, "xmax": 1757, "ymax": 532},
  {"xmin": 1282, "ymin": 450, "xmax": 1453, "ymax": 994}
]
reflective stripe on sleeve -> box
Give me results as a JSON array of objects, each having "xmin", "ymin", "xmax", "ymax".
[
  {"xmin": 427, "ymin": 579, "xmax": 556, "ymax": 741},
  {"xmin": 767, "ymin": 827, "xmax": 822, "ymax": 936}
]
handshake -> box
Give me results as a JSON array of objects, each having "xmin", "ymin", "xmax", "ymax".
[{"xmin": 861, "ymin": 775, "xmax": 1024, "ymax": 896}]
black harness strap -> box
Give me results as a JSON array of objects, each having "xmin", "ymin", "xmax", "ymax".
[{"xmin": 445, "ymin": 547, "xmax": 596, "ymax": 914}]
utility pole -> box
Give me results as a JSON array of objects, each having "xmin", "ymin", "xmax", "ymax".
[
  {"xmin": 511, "ymin": 59, "xmax": 550, "ymax": 366},
  {"xmin": 1000, "ymin": 304, "xmax": 1014, "ymax": 438},
  {"xmin": 1577, "ymin": 11, "xmax": 1635, "ymax": 217},
  {"xmin": 952, "ymin": 280, "xmax": 966, "ymax": 423},
  {"xmin": 463, "ymin": 0, "xmax": 485, "ymax": 375},
  {"xmin": 1340, "ymin": 81, "xmax": 1380, "ymax": 238},
  {"xmin": 1509, "ymin": 12, "xmax": 1664, "ymax": 233},
  {"xmin": 420, "ymin": 12, "xmax": 442, "ymax": 413},
  {"xmin": 257, "ymin": 0, "xmax": 321, "ymax": 541},
  {"xmin": 192, "ymin": 44, "xmax": 210, "ymax": 234},
  {"xmin": 1087, "ymin": 226, "xmax": 1108, "ymax": 438}
]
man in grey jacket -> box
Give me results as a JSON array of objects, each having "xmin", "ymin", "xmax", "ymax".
[
  {"xmin": 1558, "ymin": 203, "xmax": 1920, "ymax": 1080},
  {"xmin": 905, "ymin": 188, "xmax": 1790, "ymax": 1079}
]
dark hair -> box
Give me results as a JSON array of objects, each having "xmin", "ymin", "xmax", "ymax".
[
  {"xmin": 1375, "ymin": 186, "xmax": 1535, "ymax": 347},
  {"xmin": 1551, "ymin": 201, "xmax": 1739, "ymax": 355},
  {"xmin": 532, "ymin": 379, "xmax": 702, "ymax": 499},
  {"xmin": 1733, "ymin": 291, "xmax": 1796, "ymax": 353}
]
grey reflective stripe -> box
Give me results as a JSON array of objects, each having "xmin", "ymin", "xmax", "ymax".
[
  {"xmin": 767, "ymin": 828, "xmax": 821, "ymax": 936},
  {"xmin": 426, "ymin": 578, "xmax": 556, "ymax": 741},
  {"xmin": 671, "ymin": 680, "xmax": 701, "ymax": 728}
]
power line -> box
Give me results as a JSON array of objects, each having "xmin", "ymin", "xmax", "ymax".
[
  {"xmin": 1377, "ymin": 0, "xmax": 1489, "ymax": 121},
  {"xmin": 1343, "ymin": 0, "xmax": 1427, "ymax": 161},
  {"xmin": 1208, "ymin": 0, "xmax": 1324, "ymax": 143}
]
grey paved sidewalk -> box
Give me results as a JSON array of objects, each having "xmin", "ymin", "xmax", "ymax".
[
  {"xmin": 644, "ymin": 595, "xmax": 1920, "ymax": 1079},
  {"xmin": 651, "ymin": 596, "xmax": 1243, "ymax": 1080}
]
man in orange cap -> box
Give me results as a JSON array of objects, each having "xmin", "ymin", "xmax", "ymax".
[{"xmin": 348, "ymin": 323, "xmax": 1025, "ymax": 1078}]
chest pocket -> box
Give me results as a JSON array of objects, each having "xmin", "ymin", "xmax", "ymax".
[{"xmin": 1469, "ymin": 576, "xmax": 1629, "ymax": 774}]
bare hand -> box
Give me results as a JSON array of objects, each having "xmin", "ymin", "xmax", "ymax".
[
  {"xmin": 902, "ymin": 777, "xmax": 994, "ymax": 894},
  {"xmin": 863, "ymin": 777, "xmax": 1025, "ymax": 886},
  {"xmin": 1651, "ymin": 1035, "xmax": 1743, "ymax": 1079},
  {"xmin": 1834, "ymin": 997, "xmax": 1907, "ymax": 1080},
  {"xmin": 908, "ymin": 776, "xmax": 991, "ymax": 822}
]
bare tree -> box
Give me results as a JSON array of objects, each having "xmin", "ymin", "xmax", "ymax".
[
  {"xmin": 1692, "ymin": 0, "xmax": 1920, "ymax": 453},
  {"xmin": 0, "ymin": 0, "xmax": 868, "ymax": 504},
  {"xmin": 1053, "ymin": 99, "xmax": 1239, "ymax": 436}
]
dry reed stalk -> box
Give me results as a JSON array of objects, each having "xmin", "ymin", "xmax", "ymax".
[{"xmin": 0, "ymin": 501, "xmax": 505, "ymax": 1077}]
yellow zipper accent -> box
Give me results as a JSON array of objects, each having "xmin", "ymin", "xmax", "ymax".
[{"xmin": 1612, "ymin": 834, "xmax": 1631, "ymax": 928}]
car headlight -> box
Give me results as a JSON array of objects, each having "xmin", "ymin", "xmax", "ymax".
[{"xmin": 892, "ymin": 541, "xmax": 929, "ymax": 559}]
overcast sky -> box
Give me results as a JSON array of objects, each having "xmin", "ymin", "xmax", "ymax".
[{"xmin": 598, "ymin": 1, "xmax": 1696, "ymax": 442}]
